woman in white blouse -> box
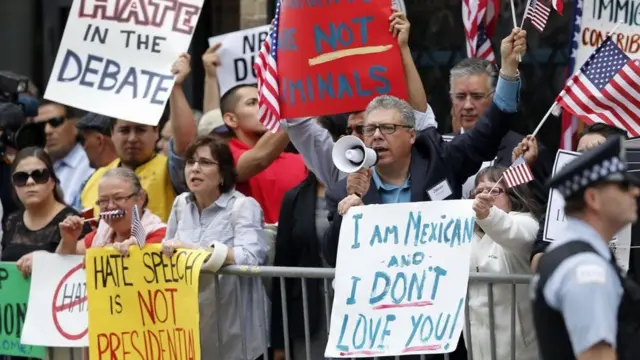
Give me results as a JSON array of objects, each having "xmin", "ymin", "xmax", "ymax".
[
  {"xmin": 161, "ymin": 135, "xmax": 269, "ymax": 360},
  {"xmin": 466, "ymin": 161, "xmax": 540, "ymax": 360}
]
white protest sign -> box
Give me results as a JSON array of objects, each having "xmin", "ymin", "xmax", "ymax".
[
  {"xmin": 44, "ymin": 0, "xmax": 204, "ymax": 125},
  {"xmin": 574, "ymin": 0, "xmax": 639, "ymax": 69},
  {"xmin": 21, "ymin": 254, "xmax": 88, "ymax": 347},
  {"xmin": 208, "ymin": 25, "xmax": 270, "ymax": 96},
  {"xmin": 325, "ymin": 200, "xmax": 473, "ymax": 358},
  {"xmin": 543, "ymin": 150, "xmax": 631, "ymax": 271}
]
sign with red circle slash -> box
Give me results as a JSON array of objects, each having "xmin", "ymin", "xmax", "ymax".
[{"xmin": 20, "ymin": 254, "xmax": 89, "ymax": 347}]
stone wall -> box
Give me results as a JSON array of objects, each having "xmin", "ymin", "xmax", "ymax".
[{"xmin": 240, "ymin": 0, "xmax": 268, "ymax": 29}]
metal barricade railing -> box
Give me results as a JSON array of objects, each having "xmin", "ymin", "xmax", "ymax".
[
  {"xmin": 214, "ymin": 265, "xmax": 535, "ymax": 360},
  {"xmin": 32, "ymin": 266, "xmax": 534, "ymax": 360}
]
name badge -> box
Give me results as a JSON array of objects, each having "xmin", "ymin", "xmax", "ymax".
[{"xmin": 427, "ymin": 180, "xmax": 453, "ymax": 201}]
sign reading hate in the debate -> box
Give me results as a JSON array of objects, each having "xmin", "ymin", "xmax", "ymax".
[
  {"xmin": 277, "ymin": 0, "xmax": 408, "ymax": 118},
  {"xmin": 44, "ymin": 0, "xmax": 204, "ymax": 125}
]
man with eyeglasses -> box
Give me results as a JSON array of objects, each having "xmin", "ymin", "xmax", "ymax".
[
  {"xmin": 447, "ymin": 58, "xmax": 554, "ymax": 205},
  {"xmin": 34, "ymin": 100, "xmax": 93, "ymax": 208}
]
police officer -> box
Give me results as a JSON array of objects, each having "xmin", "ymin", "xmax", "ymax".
[{"xmin": 532, "ymin": 135, "xmax": 640, "ymax": 360}]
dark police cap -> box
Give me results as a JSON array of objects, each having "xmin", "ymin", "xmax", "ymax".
[
  {"xmin": 76, "ymin": 113, "xmax": 114, "ymax": 136},
  {"xmin": 548, "ymin": 136, "xmax": 639, "ymax": 199}
]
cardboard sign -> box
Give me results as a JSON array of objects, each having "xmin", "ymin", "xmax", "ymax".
[
  {"xmin": 21, "ymin": 254, "xmax": 88, "ymax": 347},
  {"xmin": 44, "ymin": 0, "xmax": 204, "ymax": 125},
  {"xmin": 208, "ymin": 25, "xmax": 270, "ymax": 96},
  {"xmin": 325, "ymin": 200, "xmax": 473, "ymax": 357},
  {"xmin": 278, "ymin": 0, "xmax": 408, "ymax": 118},
  {"xmin": 85, "ymin": 245, "xmax": 207, "ymax": 359},
  {"xmin": 543, "ymin": 149, "xmax": 631, "ymax": 271},
  {"xmin": 572, "ymin": 0, "xmax": 639, "ymax": 69},
  {"xmin": 0, "ymin": 263, "xmax": 46, "ymax": 358}
]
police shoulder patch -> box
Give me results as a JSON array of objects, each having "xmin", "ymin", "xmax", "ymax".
[{"xmin": 575, "ymin": 264, "xmax": 607, "ymax": 284}]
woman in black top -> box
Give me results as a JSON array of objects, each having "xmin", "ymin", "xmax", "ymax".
[
  {"xmin": 0, "ymin": 147, "xmax": 90, "ymax": 360},
  {"xmin": 1, "ymin": 146, "xmax": 91, "ymax": 268}
]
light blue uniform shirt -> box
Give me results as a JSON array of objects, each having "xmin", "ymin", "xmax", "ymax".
[
  {"xmin": 541, "ymin": 217, "xmax": 623, "ymax": 355},
  {"xmin": 371, "ymin": 76, "xmax": 521, "ymax": 198},
  {"xmin": 55, "ymin": 143, "xmax": 94, "ymax": 208}
]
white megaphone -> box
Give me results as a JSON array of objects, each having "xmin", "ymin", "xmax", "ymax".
[{"xmin": 332, "ymin": 135, "xmax": 378, "ymax": 173}]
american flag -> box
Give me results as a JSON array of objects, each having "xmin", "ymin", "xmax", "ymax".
[
  {"xmin": 462, "ymin": 0, "xmax": 497, "ymax": 61},
  {"xmin": 524, "ymin": 0, "xmax": 551, "ymax": 32},
  {"xmin": 254, "ymin": 1, "xmax": 282, "ymax": 133},
  {"xmin": 559, "ymin": 0, "xmax": 582, "ymax": 150},
  {"xmin": 503, "ymin": 156, "xmax": 534, "ymax": 188},
  {"xmin": 556, "ymin": 38, "xmax": 640, "ymax": 137},
  {"xmin": 131, "ymin": 205, "xmax": 146, "ymax": 249}
]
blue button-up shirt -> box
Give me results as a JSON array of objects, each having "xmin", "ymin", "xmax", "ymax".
[
  {"xmin": 371, "ymin": 170, "xmax": 411, "ymax": 204},
  {"xmin": 54, "ymin": 144, "xmax": 94, "ymax": 208},
  {"xmin": 541, "ymin": 217, "xmax": 622, "ymax": 355}
]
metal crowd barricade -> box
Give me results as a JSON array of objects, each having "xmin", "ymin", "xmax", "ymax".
[
  {"xmin": 36, "ymin": 266, "xmax": 532, "ymax": 360},
  {"xmin": 215, "ymin": 265, "xmax": 534, "ymax": 360}
]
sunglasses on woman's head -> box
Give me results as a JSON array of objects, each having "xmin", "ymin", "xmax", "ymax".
[{"xmin": 12, "ymin": 169, "xmax": 51, "ymax": 187}]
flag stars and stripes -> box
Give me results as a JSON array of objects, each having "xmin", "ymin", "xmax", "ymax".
[
  {"xmin": 502, "ymin": 156, "xmax": 535, "ymax": 188},
  {"xmin": 525, "ymin": 0, "xmax": 551, "ymax": 32},
  {"xmin": 131, "ymin": 205, "xmax": 146, "ymax": 249}
]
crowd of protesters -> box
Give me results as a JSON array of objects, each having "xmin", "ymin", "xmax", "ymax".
[{"xmin": 0, "ymin": 9, "xmax": 636, "ymax": 360}]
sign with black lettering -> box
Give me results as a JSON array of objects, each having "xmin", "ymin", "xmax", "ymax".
[
  {"xmin": 0, "ymin": 263, "xmax": 45, "ymax": 358},
  {"xmin": 208, "ymin": 25, "xmax": 270, "ymax": 97},
  {"xmin": 44, "ymin": 0, "xmax": 205, "ymax": 125}
]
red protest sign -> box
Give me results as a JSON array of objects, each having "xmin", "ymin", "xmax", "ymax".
[{"xmin": 277, "ymin": 0, "xmax": 408, "ymax": 118}]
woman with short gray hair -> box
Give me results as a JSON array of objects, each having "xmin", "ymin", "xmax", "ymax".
[{"xmin": 57, "ymin": 167, "xmax": 167, "ymax": 255}]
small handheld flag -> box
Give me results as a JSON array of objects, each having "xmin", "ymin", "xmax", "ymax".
[
  {"xmin": 131, "ymin": 205, "xmax": 146, "ymax": 249},
  {"xmin": 503, "ymin": 156, "xmax": 535, "ymax": 188}
]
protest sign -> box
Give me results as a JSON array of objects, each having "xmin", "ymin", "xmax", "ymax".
[
  {"xmin": 44, "ymin": 0, "xmax": 204, "ymax": 125},
  {"xmin": 0, "ymin": 263, "xmax": 45, "ymax": 358},
  {"xmin": 208, "ymin": 25, "xmax": 270, "ymax": 96},
  {"xmin": 543, "ymin": 150, "xmax": 631, "ymax": 271},
  {"xmin": 21, "ymin": 254, "xmax": 88, "ymax": 347},
  {"xmin": 85, "ymin": 244, "xmax": 207, "ymax": 359},
  {"xmin": 325, "ymin": 200, "xmax": 474, "ymax": 357},
  {"xmin": 572, "ymin": 0, "xmax": 639, "ymax": 69},
  {"xmin": 278, "ymin": 0, "xmax": 408, "ymax": 118}
]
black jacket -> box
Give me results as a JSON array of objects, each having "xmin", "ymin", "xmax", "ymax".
[
  {"xmin": 323, "ymin": 102, "xmax": 517, "ymax": 267},
  {"xmin": 447, "ymin": 129, "xmax": 554, "ymax": 206},
  {"xmin": 270, "ymin": 173, "xmax": 324, "ymax": 350}
]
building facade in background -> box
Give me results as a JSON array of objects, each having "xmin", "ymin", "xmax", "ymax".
[{"xmin": 0, "ymin": 0, "xmax": 574, "ymax": 151}]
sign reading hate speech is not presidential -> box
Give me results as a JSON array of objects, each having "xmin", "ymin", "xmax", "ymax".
[
  {"xmin": 85, "ymin": 245, "xmax": 207, "ymax": 360},
  {"xmin": 325, "ymin": 200, "xmax": 474, "ymax": 358},
  {"xmin": 0, "ymin": 264, "xmax": 45, "ymax": 359},
  {"xmin": 45, "ymin": 0, "xmax": 204, "ymax": 125},
  {"xmin": 277, "ymin": 0, "xmax": 408, "ymax": 118}
]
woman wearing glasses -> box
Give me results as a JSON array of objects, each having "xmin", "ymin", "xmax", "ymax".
[
  {"xmin": 161, "ymin": 135, "xmax": 269, "ymax": 360},
  {"xmin": 465, "ymin": 136, "xmax": 541, "ymax": 360},
  {"xmin": 0, "ymin": 147, "xmax": 91, "ymax": 277},
  {"xmin": 56, "ymin": 167, "xmax": 166, "ymax": 255}
]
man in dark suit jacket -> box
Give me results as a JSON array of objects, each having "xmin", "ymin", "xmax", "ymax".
[
  {"xmin": 445, "ymin": 58, "xmax": 554, "ymax": 205},
  {"xmin": 321, "ymin": 31, "xmax": 526, "ymax": 360}
]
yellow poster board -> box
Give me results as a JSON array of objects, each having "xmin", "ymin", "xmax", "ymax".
[{"xmin": 85, "ymin": 244, "xmax": 208, "ymax": 359}]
